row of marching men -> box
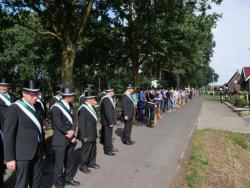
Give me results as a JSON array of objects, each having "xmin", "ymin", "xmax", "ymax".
[{"xmin": 0, "ymin": 78, "xmax": 136, "ymax": 188}]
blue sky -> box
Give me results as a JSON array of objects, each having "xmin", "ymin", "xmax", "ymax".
[{"xmin": 210, "ymin": 0, "xmax": 250, "ymax": 84}]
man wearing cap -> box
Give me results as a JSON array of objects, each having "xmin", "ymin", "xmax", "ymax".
[
  {"xmin": 3, "ymin": 80, "xmax": 44, "ymax": 188},
  {"xmin": 100, "ymin": 85, "xmax": 118, "ymax": 156},
  {"xmin": 121, "ymin": 84, "xmax": 136, "ymax": 145},
  {"xmin": 49, "ymin": 84, "xmax": 63, "ymax": 109},
  {"xmin": 78, "ymin": 89, "xmax": 100, "ymax": 174},
  {"xmin": 50, "ymin": 85, "xmax": 80, "ymax": 187}
]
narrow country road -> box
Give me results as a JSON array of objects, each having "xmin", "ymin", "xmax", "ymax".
[{"xmin": 4, "ymin": 97, "xmax": 203, "ymax": 188}]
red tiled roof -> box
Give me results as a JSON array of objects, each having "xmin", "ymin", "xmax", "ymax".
[{"xmin": 242, "ymin": 67, "xmax": 250, "ymax": 81}]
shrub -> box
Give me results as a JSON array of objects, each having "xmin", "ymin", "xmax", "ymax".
[{"xmin": 234, "ymin": 98, "xmax": 248, "ymax": 108}]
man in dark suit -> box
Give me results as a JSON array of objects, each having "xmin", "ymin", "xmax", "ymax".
[
  {"xmin": 50, "ymin": 85, "xmax": 80, "ymax": 188},
  {"xmin": 146, "ymin": 88, "xmax": 156, "ymax": 128},
  {"xmin": 79, "ymin": 84, "xmax": 94, "ymax": 105},
  {"xmin": 121, "ymin": 84, "xmax": 136, "ymax": 145},
  {"xmin": 0, "ymin": 78, "xmax": 15, "ymax": 188},
  {"xmin": 100, "ymin": 85, "xmax": 118, "ymax": 156},
  {"xmin": 3, "ymin": 80, "xmax": 44, "ymax": 188},
  {"xmin": 78, "ymin": 89, "xmax": 100, "ymax": 174},
  {"xmin": 49, "ymin": 84, "xmax": 63, "ymax": 109}
]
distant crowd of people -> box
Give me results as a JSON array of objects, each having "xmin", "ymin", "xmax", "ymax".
[{"xmin": 0, "ymin": 78, "xmax": 199, "ymax": 188}]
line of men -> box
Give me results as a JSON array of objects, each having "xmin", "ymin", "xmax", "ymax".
[{"xmin": 0, "ymin": 78, "xmax": 136, "ymax": 188}]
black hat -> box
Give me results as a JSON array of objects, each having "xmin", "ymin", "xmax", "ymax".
[
  {"xmin": 127, "ymin": 84, "xmax": 134, "ymax": 89},
  {"xmin": 84, "ymin": 89, "xmax": 96, "ymax": 99},
  {"xmin": 61, "ymin": 85, "xmax": 76, "ymax": 96},
  {"xmin": 106, "ymin": 84, "xmax": 114, "ymax": 92},
  {"xmin": 0, "ymin": 78, "xmax": 10, "ymax": 86},
  {"xmin": 23, "ymin": 80, "xmax": 40, "ymax": 92},
  {"xmin": 56, "ymin": 84, "xmax": 63, "ymax": 94}
]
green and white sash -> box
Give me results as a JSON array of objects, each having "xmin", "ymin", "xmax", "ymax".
[
  {"xmin": 124, "ymin": 92, "xmax": 135, "ymax": 105},
  {"xmin": 78, "ymin": 104, "xmax": 97, "ymax": 121},
  {"xmin": 100, "ymin": 96, "xmax": 115, "ymax": 108},
  {"xmin": 55, "ymin": 95, "xmax": 62, "ymax": 101},
  {"xmin": 15, "ymin": 99, "xmax": 42, "ymax": 134},
  {"xmin": 37, "ymin": 99, "xmax": 45, "ymax": 111},
  {"xmin": 52, "ymin": 102, "xmax": 73, "ymax": 125},
  {"xmin": 0, "ymin": 93, "xmax": 12, "ymax": 106}
]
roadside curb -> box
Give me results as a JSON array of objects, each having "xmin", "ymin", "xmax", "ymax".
[{"xmin": 223, "ymin": 101, "xmax": 249, "ymax": 113}]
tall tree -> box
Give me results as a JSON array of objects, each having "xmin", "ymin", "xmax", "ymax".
[{"xmin": 1, "ymin": 0, "xmax": 95, "ymax": 83}]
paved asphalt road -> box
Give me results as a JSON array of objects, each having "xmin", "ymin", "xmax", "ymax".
[{"xmin": 4, "ymin": 97, "xmax": 203, "ymax": 188}]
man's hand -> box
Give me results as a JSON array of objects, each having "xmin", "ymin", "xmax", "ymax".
[
  {"xmin": 83, "ymin": 138, "xmax": 88, "ymax": 142},
  {"xmin": 110, "ymin": 124, "xmax": 113, "ymax": 128},
  {"xmin": 65, "ymin": 130, "xmax": 74, "ymax": 139},
  {"xmin": 6, "ymin": 160, "xmax": 16, "ymax": 171},
  {"xmin": 124, "ymin": 116, "xmax": 128, "ymax": 120}
]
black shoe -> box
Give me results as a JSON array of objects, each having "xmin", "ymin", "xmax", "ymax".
[
  {"xmin": 129, "ymin": 140, "xmax": 135, "ymax": 144},
  {"xmin": 104, "ymin": 151, "xmax": 116, "ymax": 156},
  {"xmin": 122, "ymin": 140, "xmax": 133, "ymax": 145},
  {"xmin": 65, "ymin": 180, "xmax": 80, "ymax": 186},
  {"xmin": 112, "ymin": 148, "xmax": 118, "ymax": 152},
  {"xmin": 88, "ymin": 164, "xmax": 100, "ymax": 169},
  {"xmin": 147, "ymin": 124, "xmax": 154, "ymax": 128},
  {"xmin": 79, "ymin": 167, "xmax": 91, "ymax": 174}
]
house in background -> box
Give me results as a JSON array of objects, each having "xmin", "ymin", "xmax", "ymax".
[
  {"xmin": 240, "ymin": 67, "xmax": 250, "ymax": 92},
  {"xmin": 225, "ymin": 71, "xmax": 241, "ymax": 93}
]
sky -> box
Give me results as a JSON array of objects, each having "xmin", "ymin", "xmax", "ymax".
[{"xmin": 210, "ymin": 0, "xmax": 250, "ymax": 85}]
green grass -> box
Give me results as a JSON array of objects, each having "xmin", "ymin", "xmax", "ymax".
[
  {"xmin": 203, "ymin": 95, "xmax": 220, "ymax": 101},
  {"xmin": 239, "ymin": 111, "xmax": 250, "ymax": 117},
  {"xmin": 229, "ymin": 132, "xmax": 250, "ymax": 151},
  {"xmin": 186, "ymin": 130, "xmax": 209, "ymax": 188}
]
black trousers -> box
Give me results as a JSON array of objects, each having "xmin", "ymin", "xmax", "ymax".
[
  {"xmin": 100, "ymin": 125, "xmax": 104, "ymax": 144},
  {"xmin": 80, "ymin": 141, "xmax": 96, "ymax": 169},
  {"xmin": 0, "ymin": 135, "xmax": 4, "ymax": 188},
  {"xmin": 53, "ymin": 144, "xmax": 74, "ymax": 186},
  {"xmin": 103, "ymin": 124, "xmax": 113, "ymax": 152},
  {"xmin": 146, "ymin": 103, "xmax": 155, "ymax": 127},
  {"xmin": 123, "ymin": 117, "xmax": 133, "ymax": 142},
  {"xmin": 15, "ymin": 144, "xmax": 43, "ymax": 188}
]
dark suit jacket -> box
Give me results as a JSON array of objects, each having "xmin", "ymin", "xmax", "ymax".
[
  {"xmin": 49, "ymin": 96, "xmax": 60, "ymax": 110},
  {"xmin": 121, "ymin": 93, "xmax": 134, "ymax": 119},
  {"xmin": 3, "ymin": 103, "xmax": 44, "ymax": 161},
  {"xmin": 100, "ymin": 97, "xmax": 117, "ymax": 126},
  {"xmin": 78, "ymin": 104, "xmax": 97, "ymax": 142},
  {"xmin": 50, "ymin": 102, "xmax": 76, "ymax": 147},
  {"xmin": 0, "ymin": 94, "xmax": 15, "ymax": 130}
]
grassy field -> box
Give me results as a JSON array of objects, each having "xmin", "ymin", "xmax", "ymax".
[
  {"xmin": 183, "ymin": 129, "xmax": 250, "ymax": 188},
  {"xmin": 203, "ymin": 95, "xmax": 220, "ymax": 101}
]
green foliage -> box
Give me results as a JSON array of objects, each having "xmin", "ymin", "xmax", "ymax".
[
  {"xmin": 0, "ymin": 0, "xmax": 223, "ymax": 94},
  {"xmin": 234, "ymin": 98, "xmax": 248, "ymax": 108},
  {"xmin": 229, "ymin": 133, "xmax": 250, "ymax": 151}
]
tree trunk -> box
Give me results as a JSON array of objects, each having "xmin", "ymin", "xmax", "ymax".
[
  {"xmin": 157, "ymin": 62, "xmax": 162, "ymax": 83},
  {"xmin": 61, "ymin": 40, "xmax": 76, "ymax": 84},
  {"xmin": 176, "ymin": 74, "xmax": 180, "ymax": 89}
]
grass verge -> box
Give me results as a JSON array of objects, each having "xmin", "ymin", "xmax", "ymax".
[
  {"xmin": 185, "ymin": 130, "xmax": 209, "ymax": 188},
  {"xmin": 203, "ymin": 95, "xmax": 220, "ymax": 101}
]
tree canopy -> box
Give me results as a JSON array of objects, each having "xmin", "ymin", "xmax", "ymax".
[{"xmin": 0, "ymin": 0, "xmax": 222, "ymax": 95}]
